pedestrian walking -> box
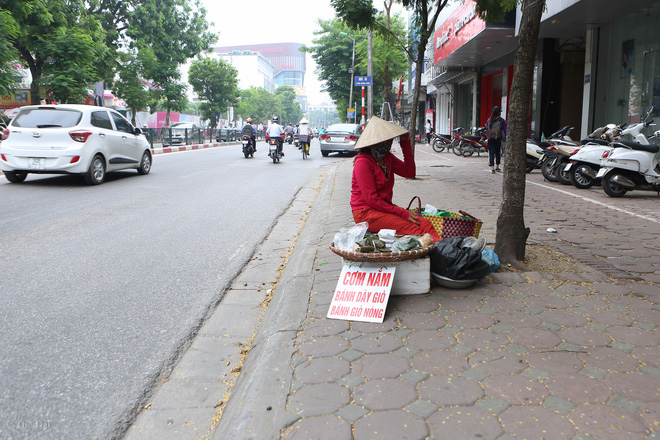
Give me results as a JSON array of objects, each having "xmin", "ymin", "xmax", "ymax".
[
  {"xmin": 425, "ymin": 119, "xmax": 433, "ymax": 144},
  {"xmin": 486, "ymin": 106, "xmax": 507, "ymax": 174}
]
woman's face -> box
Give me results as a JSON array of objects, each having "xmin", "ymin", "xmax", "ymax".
[{"xmin": 371, "ymin": 140, "xmax": 393, "ymax": 160}]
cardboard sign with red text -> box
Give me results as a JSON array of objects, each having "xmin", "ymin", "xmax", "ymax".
[{"xmin": 327, "ymin": 265, "xmax": 396, "ymax": 323}]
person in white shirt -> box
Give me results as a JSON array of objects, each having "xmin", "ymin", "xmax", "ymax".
[
  {"xmin": 297, "ymin": 117, "xmax": 313, "ymax": 155},
  {"xmin": 266, "ymin": 116, "xmax": 285, "ymax": 156}
]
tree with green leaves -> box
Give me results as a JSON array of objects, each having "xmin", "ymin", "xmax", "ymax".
[
  {"xmin": 306, "ymin": 15, "xmax": 407, "ymax": 123},
  {"xmin": 0, "ymin": 9, "xmax": 20, "ymax": 96},
  {"xmin": 275, "ymin": 85, "xmax": 303, "ymax": 126},
  {"xmin": 235, "ymin": 87, "xmax": 279, "ymax": 124},
  {"xmin": 188, "ymin": 57, "xmax": 239, "ymax": 130},
  {"xmin": 1, "ymin": 0, "xmax": 109, "ymax": 104},
  {"xmin": 332, "ymin": 0, "xmax": 449, "ymax": 132},
  {"xmin": 125, "ymin": 0, "xmax": 216, "ymax": 125},
  {"xmin": 113, "ymin": 51, "xmax": 154, "ymax": 126}
]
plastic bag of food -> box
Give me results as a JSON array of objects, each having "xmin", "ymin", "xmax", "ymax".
[
  {"xmin": 390, "ymin": 235, "xmax": 422, "ymax": 252},
  {"xmin": 333, "ymin": 222, "xmax": 369, "ymax": 251},
  {"xmin": 481, "ymin": 249, "xmax": 500, "ymax": 274}
]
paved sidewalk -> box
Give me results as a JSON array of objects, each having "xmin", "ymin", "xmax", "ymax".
[{"xmin": 129, "ymin": 144, "xmax": 660, "ymax": 440}]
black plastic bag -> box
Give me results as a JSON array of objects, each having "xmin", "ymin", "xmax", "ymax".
[{"xmin": 430, "ymin": 236, "xmax": 491, "ymax": 280}]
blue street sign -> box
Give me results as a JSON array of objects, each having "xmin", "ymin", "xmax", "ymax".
[{"xmin": 355, "ymin": 76, "xmax": 372, "ymax": 87}]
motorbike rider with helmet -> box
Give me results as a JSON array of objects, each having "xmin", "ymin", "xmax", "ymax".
[
  {"xmin": 241, "ymin": 117, "xmax": 257, "ymax": 152},
  {"xmin": 266, "ymin": 116, "xmax": 285, "ymax": 156}
]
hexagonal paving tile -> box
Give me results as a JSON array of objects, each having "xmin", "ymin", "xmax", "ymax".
[
  {"xmin": 287, "ymin": 383, "xmax": 351, "ymax": 417},
  {"xmin": 418, "ymin": 375, "xmax": 484, "ymax": 406},
  {"xmin": 500, "ymin": 405, "xmax": 576, "ymax": 438},
  {"xmin": 469, "ymin": 350, "xmax": 527, "ymax": 374},
  {"xmin": 354, "ymin": 379, "xmax": 417, "ymax": 410},
  {"xmin": 298, "ymin": 336, "xmax": 349, "ymax": 357},
  {"xmin": 398, "ymin": 313, "xmax": 447, "ymax": 330},
  {"xmin": 352, "ymin": 353, "xmax": 410, "ymax": 379},
  {"xmin": 456, "ymin": 329, "xmax": 510, "ymax": 351},
  {"xmin": 604, "ymin": 372, "xmax": 660, "ymax": 402},
  {"xmin": 404, "ymin": 329, "xmax": 457, "ymax": 351},
  {"xmin": 506, "ymin": 328, "xmax": 562, "ymax": 350},
  {"xmin": 569, "ymin": 404, "xmax": 648, "ymax": 440},
  {"xmin": 389, "ymin": 296, "xmax": 440, "ymax": 313},
  {"xmin": 282, "ymin": 415, "xmax": 352, "ymax": 440},
  {"xmin": 301, "ymin": 319, "xmax": 351, "ymax": 338},
  {"xmin": 525, "ymin": 351, "xmax": 584, "ymax": 373},
  {"xmin": 294, "ymin": 357, "xmax": 351, "ymax": 384},
  {"xmin": 410, "ymin": 350, "xmax": 469, "ymax": 376},
  {"xmin": 557, "ymin": 327, "xmax": 613, "ymax": 347},
  {"xmin": 351, "ymin": 333, "xmax": 403, "ymax": 354},
  {"xmin": 493, "ymin": 310, "xmax": 542, "ymax": 328},
  {"xmin": 428, "ymin": 407, "xmax": 503, "ymax": 440},
  {"xmin": 539, "ymin": 309, "xmax": 589, "ymax": 327},
  {"xmin": 446, "ymin": 311, "xmax": 496, "ymax": 329},
  {"xmin": 353, "ymin": 409, "xmax": 428, "ymax": 440},
  {"xmin": 578, "ymin": 347, "xmax": 641, "ymax": 373},
  {"xmin": 482, "ymin": 374, "xmax": 549, "ymax": 405},
  {"xmin": 607, "ymin": 326, "xmax": 660, "ymax": 347},
  {"xmin": 544, "ymin": 372, "xmax": 612, "ymax": 404}
]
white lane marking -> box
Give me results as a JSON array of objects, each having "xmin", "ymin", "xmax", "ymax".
[{"xmin": 527, "ymin": 180, "xmax": 660, "ymax": 224}]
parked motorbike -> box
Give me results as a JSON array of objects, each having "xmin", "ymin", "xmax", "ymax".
[
  {"xmin": 525, "ymin": 139, "xmax": 546, "ymax": 173},
  {"xmin": 431, "ymin": 133, "xmax": 453, "ymax": 153},
  {"xmin": 563, "ymin": 123, "xmax": 625, "ymax": 189},
  {"xmin": 266, "ymin": 134, "xmax": 284, "ymax": 163},
  {"xmin": 242, "ymin": 135, "xmax": 256, "ymax": 158},
  {"xmin": 453, "ymin": 127, "xmax": 488, "ymax": 157},
  {"xmin": 597, "ymin": 107, "xmax": 660, "ymax": 197}
]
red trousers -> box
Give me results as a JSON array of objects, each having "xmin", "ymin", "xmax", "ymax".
[{"xmin": 353, "ymin": 208, "xmax": 441, "ymax": 242}]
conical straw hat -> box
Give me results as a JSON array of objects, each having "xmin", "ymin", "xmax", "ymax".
[
  {"xmin": 354, "ymin": 116, "xmax": 408, "ymax": 149},
  {"xmin": 299, "ymin": 117, "xmax": 309, "ymax": 124}
]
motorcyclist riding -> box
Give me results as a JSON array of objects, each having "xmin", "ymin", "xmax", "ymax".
[
  {"xmin": 266, "ymin": 116, "xmax": 285, "ymax": 156},
  {"xmin": 241, "ymin": 117, "xmax": 257, "ymax": 152}
]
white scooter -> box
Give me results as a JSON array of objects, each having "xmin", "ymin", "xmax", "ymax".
[
  {"xmin": 596, "ymin": 107, "xmax": 660, "ymax": 197},
  {"xmin": 563, "ymin": 123, "xmax": 625, "ymax": 189}
]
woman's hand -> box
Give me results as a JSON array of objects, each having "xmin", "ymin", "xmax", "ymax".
[
  {"xmin": 400, "ymin": 131, "xmax": 411, "ymax": 141},
  {"xmin": 407, "ymin": 212, "xmax": 420, "ymax": 225}
]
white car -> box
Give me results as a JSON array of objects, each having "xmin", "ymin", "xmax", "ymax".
[{"xmin": 0, "ymin": 104, "xmax": 152, "ymax": 185}]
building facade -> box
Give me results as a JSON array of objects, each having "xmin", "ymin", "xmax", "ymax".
[
  {"xmin": 423, "ymin": 0, "xmax": 660, "ymax": 141},
  {"xmin": 214, "ymin": 43, "xmax": 308, "ymax": 110},
  {"xmin": 214, "ymin": 50, "xmax": 275, "ymax": 93}
]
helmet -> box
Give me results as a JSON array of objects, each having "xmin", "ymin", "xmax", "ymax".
[
  {"xmin": 273, "ymin": 116, "xmax": 279, "ymax": 123},
  {"xmin": 246, "ymin": 117, "xmax": 252, "ymax": 123},
  {"xmin": 288, "ymin": 123, "xmax": 292, "ymax": 126}
]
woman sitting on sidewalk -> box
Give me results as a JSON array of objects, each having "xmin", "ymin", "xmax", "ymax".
[{"xmin": 350, "ymin": 116, "xmax": 441, "ymax": 242}]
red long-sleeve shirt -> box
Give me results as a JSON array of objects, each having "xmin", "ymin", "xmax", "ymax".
[{"xmin": 350, "ymin": 138, "xmax": 416, "ymax": 219}]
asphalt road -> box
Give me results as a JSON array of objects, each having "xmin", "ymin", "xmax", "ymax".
[{"xmin": 0, "ymin": 140, "xmax": 344, "ymax": 439}]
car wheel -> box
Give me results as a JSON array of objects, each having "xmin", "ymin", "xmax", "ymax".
[
  {"xmin": 4, "ymin": 171, "xmax": 28, "ymax": 183},
  {"xmin": 137, "ymin": 151, "xmax": 152, "ymax": 175},
  {"xmin": 322, "ymin": 151, "xmax": 329, "ymax": 157},
  {"xmin": 84, "ymin": 154, "xmax": 105, "ymax": 185}
]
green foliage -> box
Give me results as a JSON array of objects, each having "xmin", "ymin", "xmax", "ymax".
[
  {"xmin": 234, "ymin": 86, "xmax": 303, "ymax": 126},
  {"xmin": 305, "ymin": 15, "xmax": 407, "ymax": 122},
  {"xmin": 275, "ymin": 85, "xmax": 303, "ymax": 126},
  {"xmin": 473, "ymin": 0, "xmax": 517, "ymax": 23},
  {"xmin": 330, "ymin": 0, "xmax": 376, "ymax": 29},
  {"xmin": 235, "ymin": 87, "xmax": 279, "ymax": 124},
  {"xmin": 188, "ymin": 57, "xmax": 239, "ymax": 129},
  {"xmin": 114, "ymin": 51, "xmax": 153, "ymax": 124},
  {"xmin": 0, "ymin": 8, "xmax": 20, "ymax": 96}
]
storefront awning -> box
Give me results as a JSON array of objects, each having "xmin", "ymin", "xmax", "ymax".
[{"xmin": 435, "ymin": 27, "xmax": 515, "ymax": 70}]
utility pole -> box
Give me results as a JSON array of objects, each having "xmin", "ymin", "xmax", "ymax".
[{"xmin": 367, "ymin": 28, "xmax": 373, "ymax": 121}]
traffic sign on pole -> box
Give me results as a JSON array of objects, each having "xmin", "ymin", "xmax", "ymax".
[{"xmin": 355, "ymin": 76, "xmax": 372, "ymax": 87}]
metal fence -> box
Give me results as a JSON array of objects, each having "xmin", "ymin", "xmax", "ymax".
[{"xmin": 141, "ymin": 128, "xmax": 267, "ymax": 149}]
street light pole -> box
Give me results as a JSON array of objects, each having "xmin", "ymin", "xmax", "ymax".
[{"xmin": 340, "ymin": 32, "xmax": 356, "ymax": 123}]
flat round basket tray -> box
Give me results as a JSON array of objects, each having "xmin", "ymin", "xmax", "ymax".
[{"xmin": 329, "ymin": 242, "xmax": 432, "ymax": 263}]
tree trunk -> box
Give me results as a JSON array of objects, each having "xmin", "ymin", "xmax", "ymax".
[{"xmin": 494, "ymin": 0, "xmax": 546, "ymax": 264}]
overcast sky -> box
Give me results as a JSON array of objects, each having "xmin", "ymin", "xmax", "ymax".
[{"xmin": 200, "ymin": 0, "xmax": 406, "ymax": 105}]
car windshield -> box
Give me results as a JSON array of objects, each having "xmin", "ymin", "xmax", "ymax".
[
  {"xmin": 327, "ymin": 124, "xmax": 358, "ymax": 133},
  {"xmin": 11, "ymin": 108, "xmax": 82, "ymax": 128}
]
